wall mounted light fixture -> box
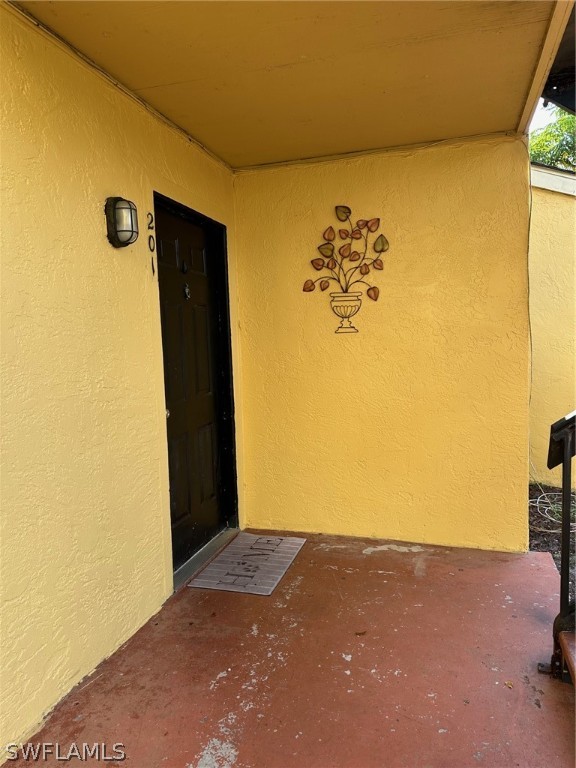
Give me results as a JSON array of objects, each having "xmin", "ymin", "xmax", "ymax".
[{"xmin": 105, "ymin": 197, "xmax": 139, "ymax": 247}]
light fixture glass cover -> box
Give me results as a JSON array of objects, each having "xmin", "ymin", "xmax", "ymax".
[{"xmin": 105, "ymin": 197, "xmax": 139, "ymax": 247}]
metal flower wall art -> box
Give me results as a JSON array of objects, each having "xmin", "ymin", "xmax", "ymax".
[{"xmin": 303, "ymin": 205, "xmax": 390, "ymax": 333}]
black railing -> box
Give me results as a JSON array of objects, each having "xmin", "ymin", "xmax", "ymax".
[{"xmin": 538, "ymin": 411, "xmax": 575, "ymax": 681}]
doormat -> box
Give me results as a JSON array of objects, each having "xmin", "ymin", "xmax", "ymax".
[{"xmin": 188, "ymin": 533, "xmax": 306, "ymax": 596}]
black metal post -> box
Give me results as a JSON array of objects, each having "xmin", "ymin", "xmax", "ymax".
[
  {"xmin": 538, "ymin": 411, "xmax": 575, "ymax": 680},
  {"xmin": 559, "ymin": 428, "xmax": 573, "ymax": 618}
]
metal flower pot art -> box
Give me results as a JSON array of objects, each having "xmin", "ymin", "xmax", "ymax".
[
  {"xmin": 303, "ymin": 206, "xmax": 390, "ymax": 333},
  {"xmin": 329, "ymin": 291, "xmax": 362, "ymax": 333}
]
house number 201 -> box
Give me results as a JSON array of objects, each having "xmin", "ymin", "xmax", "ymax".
[{"xmin": 147, "ymin": 212, "xmax": 156, "ymax": 252}]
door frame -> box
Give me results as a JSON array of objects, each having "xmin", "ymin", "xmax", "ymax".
[{"xmin": 153, "ymin": 192, "xmax": 239, "ymax": 585}]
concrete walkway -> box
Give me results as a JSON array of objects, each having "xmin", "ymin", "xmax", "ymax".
[{"xmin": 11, "ymin": 532, "xmax": 575, "ymax": 767}]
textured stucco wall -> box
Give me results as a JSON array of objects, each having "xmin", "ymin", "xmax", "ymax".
[
  {"xmin": 528, "ymin": 185, "xmax": 576, "ymax": 487},
  {"xmin": 1, "ymin": 3, "xmax": 533, "ymax": 752},
  {"xmin": 0, "ymin": 7, "xmax": 240, "ymax": 748},
  {"xmin": 234, "ymin": 137, "xmax": 530, "ymax": 552}
]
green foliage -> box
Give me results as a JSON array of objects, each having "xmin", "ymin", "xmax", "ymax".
[{"xmin": 530, "ymin": 106, "xmax": 575, "ymax": 172}]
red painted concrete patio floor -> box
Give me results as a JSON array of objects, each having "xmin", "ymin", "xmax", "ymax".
[{"xmin": 14, "ymin": 533, "xmax": 575, "ymax": 768}]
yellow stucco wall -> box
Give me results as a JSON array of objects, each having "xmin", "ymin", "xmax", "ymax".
[
  {"xmin": 1, "ymin": 4, "xmax": 533, "ymax": 752},
  {"xmin": 0, "ymin": 7, "xmax": 241, "ymax": 749},
  {"xmin": 235, "ymin": 137, "xmax": 530, "ymax": 552},
  {"xmin": 528, "ymin": 184, "xmax": 576, "ymax": 488}
]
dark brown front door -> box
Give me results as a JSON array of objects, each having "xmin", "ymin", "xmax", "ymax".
[{"xmin": 155, "ymin": 194, "xmax": 237, "ymax": 570}]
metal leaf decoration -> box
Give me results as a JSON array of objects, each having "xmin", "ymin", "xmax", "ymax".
[
  {"xmin": 323, "ymin": 226, "xmax": 336, "ymax": 241},
  {"xmin": 303, "ymin": 205, "xmax": 391, "ymax": 332},
  {"xmin": 367, "ymin": 286, "xmax": 380, "ymax": 301},
  {"xmin": 373, "ymin": 234, "xmax": 389, "ymax": 253},
  {"xmin": 318, "ymin": 243, "xmax": 334, "ymax": 257},
  {"xmin": 335, "ymin": 205, "xmax": 352, "ymax": 222}
]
